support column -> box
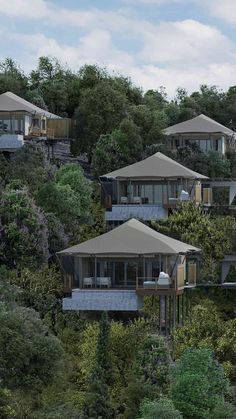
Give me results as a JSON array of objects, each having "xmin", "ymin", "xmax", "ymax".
[
  {"xmin": 124, "ymin": 262, "xmax": 127, "ymax": 287},
  {"xmin": 160, "ymin": 295, "xmax": 165, "ymax": 334},
  {"xmin": 177, "ymin": 295, "xmax": 180, "ymax": 325},
  {"xmin": 173, "ymin": 295, "xmax": 176, "ymax": 328},
  {"xmin": 159, "ymin": 296, "xmax": 162, "ymax": 335},
  {"xmin": 165, "ymin": 295, "xmax": 168, "ymax": 336},
  {"xmin": 169, "ymin": 296, "xmax": 172, "ymax": 333},
  {"xmin": 94, "ymin": 257, "xmax": 97, "ymax": 287},
  {"xmin": 186, "ymin": 289, "xmax": 189, "ymax": 319},
  {"xmin": 189, "ymin": 289, "xmax": 192, "ymax": 322},
  {"xmin": 182, "ymin": 293, "xmax": 184, "ymax": 325}
]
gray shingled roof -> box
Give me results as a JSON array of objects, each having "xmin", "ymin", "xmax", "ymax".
[
  {"xmin": 0, "ymin": 92, "xmax": 61, "ymax": 119},
  {"xmin": 102, "ymin": 152, "xmax": 207, "ymax": 180},
  {"xmin": 58, "ymin": 218, "xmax": 201, "ymax": 257},
  {"xmin": 164, "ymin": 114, "xmax": 234, "ymax": 136}
]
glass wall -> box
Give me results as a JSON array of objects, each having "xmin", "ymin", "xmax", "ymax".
[
  {"xmin": 0, "ymin": 115, "xmax": 24, "ymax": 134},
  {"xmin": 128, "ymin": 183, "xmax": 163, "ymax": 204}
]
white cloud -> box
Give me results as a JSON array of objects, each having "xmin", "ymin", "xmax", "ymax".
[
  {"xmin": 195, "ymin": 0, "xmax": 236, "ymax": 25},
  {"xmin": 0, "ymin": 0, "xmax": 49, "ymax": 19},
  {"xmin": 0, "ymin": 0, "xmax": 236, "ymax": 96},
  {"xmin": 139, "ymin": 19, "xmax": 236, "ymax": 64}
]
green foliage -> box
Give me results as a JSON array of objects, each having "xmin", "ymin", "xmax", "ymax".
[
  {"xmin": 139, "ymin": 397, "xmax": 183, "ymax": 419},
  {"xmin": 209, "ymin": 401, "xmax": 236, "ymax": 418},
  {"xmin": 0, "ymin": 301, "xmax": 63, "ymax": 390},
  {"xmin": 37, "ymin": 163, "xmax": 92, "ymax": 238},
  {"xmin": 225, "ymin": 264, "xmax": 236, "ymax": 283},
  {"xmin": 123, "ymin": 335, "xmax": 171, "ymax": 419},
  {"xmin": 0, "ymin": 384, "xmax": 15, "ymax": 418},
  {"xmin": 0, "ymin": 186, "xmax": 49, "ymax": 269},
  {"xmin": 153, "ymin": 202, "xmax": 236, "ymax": 282},
  {"xmin": 0, "ymin": 57, "xmax": 28, "ymax": 96},
  {"xmin": 92, "ymin": 133, "xmax": 122, "ymax": 176},
  {"xmin": 81, "ymin": 312, "xmax": 113, "ymax": 419},
  {"xmin": 46, "ymin": 212, "xmax": 69, "ymax": 256},
  {"xmin": 173, "ymin": 300, "xmax": 236, "ymax": 382},
  {"xmin": 171, "ymin": 348, "xmax": 229, "ymax": 419},
  {"xmin": 74, "ymin": 78, "xmax": 128, "ymax": 157},
  {"xmin": 9, "ymin": 143, "xmax": 53, "ymax": 194}
]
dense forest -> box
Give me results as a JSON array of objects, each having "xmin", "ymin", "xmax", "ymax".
[{"xmin": 1, "ymin": 56, "xmax": 236, "ymax": 418}]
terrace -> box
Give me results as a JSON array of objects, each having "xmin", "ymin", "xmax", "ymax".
[
  {"xmin": 100, "ymin": 152, "xmax": 208, "ymax": 223},
  {"xmin": 58, "ymin": 219, "xmax": 201, "ymax": 312}
]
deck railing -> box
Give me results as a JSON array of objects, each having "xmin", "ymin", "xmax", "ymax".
[{"xmin": 28, "ymin": 127, "xmax": 55, "ymax": 138}]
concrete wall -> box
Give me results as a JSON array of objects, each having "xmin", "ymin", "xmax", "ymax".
[
  {"xmin": 63, "ymin": 289, "xmax": 143, "ymax": 311},
  {"xmin": 0, "ymin": 134, "xmax": 23, "ymax": 150},
  {"xmin": 105, "ymin": 204, "xmax": 168, "ymax": 221}
]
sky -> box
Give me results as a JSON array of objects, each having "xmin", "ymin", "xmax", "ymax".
[{"xmin": 0, "ymin": 0, "xmax": 236, "ymax": 96}]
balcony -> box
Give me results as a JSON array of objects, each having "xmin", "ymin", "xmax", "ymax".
[
  {"xmin": 105, "ymin": 204, "xmax": 168, "ymax": 221},
  {"xmin": 28, "ymin": 127, "xmax": 55, "ymax": 139}
]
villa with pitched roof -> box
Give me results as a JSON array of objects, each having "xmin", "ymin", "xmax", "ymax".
[
  {"xmin": 100, "ymin": 151, "xmax": 209, "ymax": 225},
  {"xmin": 164, "ymin": 114, "xmax": 235, "ymax": 155},
  {"xmin": 0, "ymin": 91, "xmax": 72, "ymax": 152},
  {"xmin": 58, "ymin": 218, "xmax": 201, "ymax": 331}
]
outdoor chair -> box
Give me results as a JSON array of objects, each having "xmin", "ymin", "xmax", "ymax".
[{"xmin": 83, "ymin": 277, "xmax": 93, "ymax": 288}]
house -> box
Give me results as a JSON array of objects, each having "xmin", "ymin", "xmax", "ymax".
[
  {"xmin": 0, "ymin": 91, "xmax": 73, "ymax": 153},
  {"xmin": 164, "ymin": 114, "xmax": 235, "ymax": 155},
  {"xmin": 58, "ymin": 218, "xmax": 201, "ymax": 331},
  {"xmin": 100, "ymin": 152, "xmax": 208, "ymax": 226}
]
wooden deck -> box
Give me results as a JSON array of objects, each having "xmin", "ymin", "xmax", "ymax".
[{"xmin": 136, "ymin": 288, "xmax": 184, "ymax": 296}]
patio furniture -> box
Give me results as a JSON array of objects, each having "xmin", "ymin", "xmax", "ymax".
[
  {"xmin": 83, "ymin": 277, "xmax": 93, "ymax": 288},
  {"xmin": 96, "ymin": 277, "xmax": 111, "ymax": 288},
  {"xmin": 133, "ymin": 196, "xmax": 141, "ymax": 204},
  {"xmin": 120, "ymin": 196, "xmax": 128, "ymax": 204},
  {"xmin": 179, "ymin": 190, "xmax": 190, "ymax": 201},
  {"xmin": 157, "ymin": 272, "xmax": 171, "ymax": 287},
  {"xmin": 143, "ymin": 280, "xmax": 157, "ymax": 289}
]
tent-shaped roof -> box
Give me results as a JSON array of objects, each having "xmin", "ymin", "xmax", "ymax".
[
  {"xmin": 102, "ymin": 152, "xmax": 207, "ymax": 180},
  {"xmin": 58, "ymin": 218, "xmax": 201, "ymax": 257},
  {"xmin": 164, "ymin": 114, "xmax": 234, "ymax": 136},
  {"xmin": 0, "ymin": 92, "xmax": 60, "ymax": 119}
]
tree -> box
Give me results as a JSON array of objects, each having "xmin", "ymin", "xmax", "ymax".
[
  {"xmin": 9, "ymin": 266, "xmax": 63, "ymax": 330},
  {"xmin": 81, "ymin": 312, "xmax": 113, "ymax": 419},
  {"xmin": 123, "ymin": 335, "xmax": 171, "ymax": 419},
  {"xmin": 0, "ymin": 384, "xmax": 15, "ymax": 419},
  {"xmin": 171, "ymin": 348, "xmax": 229, "ymax": 419},
  {"xmin": 92, "ymin": 133, "xmax": 122, "ymax": 176},
  {"xmin": 30, "ymin": 56, "xmax": 74, "ymax": 116},
  {"xmin": 0, "ymin": 301, "xmax": 63, "ymax": 390},
  {"xmin": 0, "ymin": 186, "xmax": 49, "ymax": 269},
  {"xmin": 153, "ymin": 202, "xmax": 236, "ymax": 282},
  {"xmin": 74, "ymin": 79, "xmax": 128, "ymax": 158},
  {"xmin": 9, "ymin": 143, "xmax": 53, "ymax": 194},
  {"xmin": 0, "ymin": 58, "xmax": 28, "ymax": 96},
  {"xmin": 37, "ymin": 163, "xmax": 92, "ymax": 238},
  {"xmin": 46, "ymin": 212, "xmax": 69, "ymax": 257},
  {"xmin": 209, "ymin": 401, "xmax": 236, "ymax": 419},
  {"xmin": 173, "ymin": 300, "xmax": 236, "ymax": 382},
  {"xmin": 139, "ymin": 398, "xmax": 183, "ymax": 419}
]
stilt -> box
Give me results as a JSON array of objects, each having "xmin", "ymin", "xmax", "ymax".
[
  {"xmin": 177, "ymin": 295, "xmax": 180, "ymax": 325},
  {"xmin": 165, "ymin": 295, "xmax": 168, "ymax": 336},
  {"xmin": 169, "ymin": 296, "xmax": 172, "ymax": 333},
  {"xmin": 173, "ymin": 295, "xmax": 176, "ymax": 328},
  {"xmin": 182, "ymin": 294, "xmax": 184, "ymax": 326},
  {"xmin": 159, "ymin": 296, "xmax": 162, "ymax": 335},
  {"xmin": 189, "ymin": 289, "xmax": 192, "ymax": 322},
  {"xmin": 186, "ymin": 289, "xmax": 189, "ymax": 319}
]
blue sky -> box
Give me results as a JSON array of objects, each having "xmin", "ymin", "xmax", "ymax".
[{"xmin": 0, "ymin": 0, "xmax": 236, "ymax": 96}]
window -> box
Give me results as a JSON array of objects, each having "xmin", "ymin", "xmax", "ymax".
[
  {"xmin": 41, "ymin": 119, "xmax": 46, "ymax": 130},
  {"xmin": 33, "ymin": 118, "xmax": 39, "ymax": 127},
  {"xmin": 154, "ymin": 185, "xmax": 163, "ymax": 204}
]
